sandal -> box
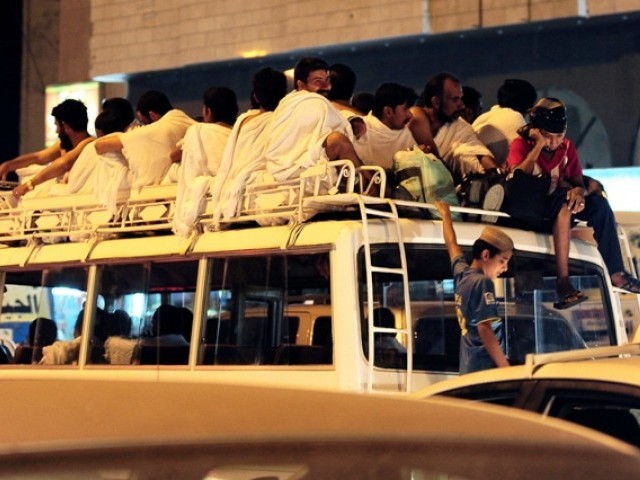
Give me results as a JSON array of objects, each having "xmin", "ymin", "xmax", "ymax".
[
  {"xmin": 614, "ymin": 271, "xmax": 640, "ymax": 294},
  {"xmin": 554, "ymin": 288, "xmax": 588, "ymax": 310}
]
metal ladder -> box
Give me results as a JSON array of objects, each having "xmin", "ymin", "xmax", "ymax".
[{"xmin": 357, "ymin": 196, "xmax": 413, "ymax": 393}]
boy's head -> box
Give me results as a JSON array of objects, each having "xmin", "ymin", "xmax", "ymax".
[
  {"xmin": 474, "ymin": 226, "xmax": 514, "ymax": 257},
  {"xmin": 473, "ymin": 227, "xmax": 514, "ymax": 279}
]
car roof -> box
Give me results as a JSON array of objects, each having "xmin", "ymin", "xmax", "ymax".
[
  {"xmin": 0, "ymin": 378, "xmax": 633, "ymax": 451},
  {"xmin": 0, "ymin": 379, "xmax": 639, "ymax": 479},
  {"xmin": 414, "ymin": 344, "xmax": 640, "ymax": 397}
]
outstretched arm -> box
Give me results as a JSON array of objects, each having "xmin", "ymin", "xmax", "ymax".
[
  {"xmin": 12, "ymin": 137, "xmax": 95, "ymax": 199},
  {"xmin": 435, "ymin": 200, "xmax": 463, "ymax": 261},
  {"xmin": 94, "ymin": 134, "xmax": 124, "ymax": 155},
  {"xmin": 0, "ymin": 142, "xmax": 61, "ymax": 180}
]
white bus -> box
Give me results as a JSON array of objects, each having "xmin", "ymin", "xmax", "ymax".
[{"xmin": 0, "ymin": 162, "xmax": 630, "ymax": 393}]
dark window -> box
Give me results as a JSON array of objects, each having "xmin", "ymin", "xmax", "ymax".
[{"xmin": 198, "ymin": 253, "xmax": 332, "ymax": 366}]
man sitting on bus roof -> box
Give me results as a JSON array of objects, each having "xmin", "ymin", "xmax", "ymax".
[
  {"xmin": 354, "ymin": 82, "xmax": 418, "ymax": 173},
  {"xmin": 3, "ymin": 99, "xmax": 94, "ymax": 202},
  {"xmin": 172, "ymin": 86, "xmax": 238, "ymax": 237},
  {"xmin": 209, "ymin": 67, "xmax": 288, "ymax": 228},
  {"xmin": 94, "ymin": 90, "xmax": 195, "ymax": 190},
  {"xmin": 249, "ymin": 57, "xmax": 365, "ymax": 223}
]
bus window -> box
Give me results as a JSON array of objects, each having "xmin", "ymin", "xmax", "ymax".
[
  {"xmin": 92, "ymin": 260, "xmax": 198, "ymax": 366},
  {"xmin": 198, "ymin": 253, "xmax": 332, "ymax": 366},
  {"xmin": 1, "ymin": 266, "xmax": 88, "ymax": 365},
  {"xmin": 359, "ymin": 245, "xmax": 614, "ymax": 373}
]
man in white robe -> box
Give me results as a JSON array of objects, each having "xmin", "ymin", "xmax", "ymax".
[
  {"xmin": 172, "ymin": 87, "xmax": 238, "ymax": 237},
  {"xmin": 410, "ymin": 72, "xmax": 500, "ymax": 185},
  {"xmin": 209, "ymin": 67, "xmax": 288, "ymax": 227},
  {"xmin": 5, "ymin": 99, "xmax": 93, "ymax": 202},
  {"xmin": 472, "ymin": 79, "xmax": 537, "ymax": 167},
  {"xmin": 251, "ymin": 58, "xmax": 364, "ymax": 223},
  {"xmin": 434, "ymin": 117, "xmax": 494, "ymax": 181},
  {"xmin": 95, "ymin": 90, "xmax": 195, "ymax": 189},
  {"xmin": 354, "ymin": 82, "xmax": 418, "ymax": 170}
]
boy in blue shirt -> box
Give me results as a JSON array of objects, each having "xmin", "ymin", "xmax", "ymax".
[{"xmin": 436, "ymin": 201, "xmax": 514, "ymax": 373}]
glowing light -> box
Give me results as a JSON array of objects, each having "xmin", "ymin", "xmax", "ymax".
[{"xmin": 241, "ymin": 49, "xmax": 268, "ymax": 58}]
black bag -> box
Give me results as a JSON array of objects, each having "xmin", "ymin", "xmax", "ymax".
[
  {"xmin": 502, "ymin": 168, "xmax": 551, "ymax": 225},
  {"xmin": 458, "ymin": 169, "xmax": 505, "ymax": 222}
]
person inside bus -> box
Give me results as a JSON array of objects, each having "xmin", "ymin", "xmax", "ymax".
[
  {"xmin": 132, "ymin": 304, "xmax": 192, "ymax": 365},
  {"xmin": 435, "ymin": 200, "xmax": 513, "ymax": 373},
  {"xmin": 12, "ymin": 317, "xmax": 58, "ymax": 364},
  {"xmin": 506, "ymin": 97, "xmax": 640, "ymax": 305},
  {"xmin": 103, "ymin": 309, "xmax": 136, "ymax": 365},
  {"xmin": 372, "ymin": 307, "xmax": 406, "ymax": 354},
  {"xmin": 139, "ymin": 304, "xmax": 192, "ymax": 348},
  {"xmin": 40, "ymin": 307, "xmax": 106, "ymax": 365}
]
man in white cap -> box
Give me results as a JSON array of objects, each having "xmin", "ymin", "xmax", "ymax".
[{"xmin": 436, "ymin": 200, "xmax": 514, "ymax": 374}]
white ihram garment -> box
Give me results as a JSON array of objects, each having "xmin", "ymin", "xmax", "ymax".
[
  {"xmin": 435, "ymin": 117, "xmax": 493, "ymax": 179},
  {"xmin": 250, "ymin": 91, "xmax": 351, "ymax": 224},
  {"xmin": 172, "ymin": 122, "xmax": 231, "ymax": 237},
  {"xmin": 209, "ymin": 109, "xmax": 273, "ymax": 226},
  {"xmin": 121, "ymin": 109, "xmax": 195, "ymax": 188},
  {"xmin": 472, "ymin": 105, "xmax": 526, "ymax": 167},
  {"xmin": 354, "ymin": 113, "xmax": 416, "ymax": 170}
]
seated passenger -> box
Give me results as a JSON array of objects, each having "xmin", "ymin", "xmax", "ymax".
[
  {"xmin": 12, "ymin": 317, "xmax": 58, "ymax": 364},
  {"xmin": 354, "ymin": 83, "xmax": 418, "ymax": 172},
  {"xmin": 472, "ymin": 79, "xmax": 537, "ymax": 167},
  {"xmin": 409, "ymin": 72, "xmax": 499, "ymax": 184},
  {"xmin": 328, "ymin": 63, "xmax": 361, "ymax": 117},
  {"xmin": 94, "ymin": 90, "xmax": 195, "ymax": 205},
  {"xmin": 351, "ymin": 91, "xmax": 375, "ymax": 115},
  {"xmin": 372, "ymin": 307, "xmax": 406, "ymax": 354},
  {"xmin": 48, "ymin": 102, "xmax": 135, "ymax": 197},
  {"xmin": 209, "ymin": 67, "xmax": 287, "ymax": 226},
  {"xmin": 138, "ymin": 304, "xmax": 192, "ymax": 348},
  {"xmin": 40, "ymin": 307, "xmax": 106, "ymax": 365},
  {"xmin": 132, "ymin": 304, "xmax": 192, "ymax": 365},
  {"xmin": 251, "ymin": 57, "xmax": 365, "ymax": 223},
  {"xmin": 172, "ymin": 87, "xmax": 238, "ymax": 237},
  {"xmin": 4, "ymin": 99, "xmax": 94, "ymax": 202},
  {"xmin": 506, "ymin": 97, "xmax": 640, "ymax": 305},
  {"xmin": 461, "ymin": 85, "xmax": 484, "ymax": 124},
  {"xmin": 103, "ymin": 309, "xmax": 136, "ymax": 365}
]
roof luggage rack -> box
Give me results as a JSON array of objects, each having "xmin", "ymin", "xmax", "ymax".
[{"xmin": 1, "ymin": 159, "xmax": 513, "ymax": 246}]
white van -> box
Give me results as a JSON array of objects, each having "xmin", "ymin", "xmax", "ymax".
[{"xmin": 0, "ymin": 161, "xmax": 629, "ymax": 393}]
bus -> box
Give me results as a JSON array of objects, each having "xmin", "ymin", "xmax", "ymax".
[{"xmin": 0, "ymin": 161, "xmax": 630, "ymax": 393}]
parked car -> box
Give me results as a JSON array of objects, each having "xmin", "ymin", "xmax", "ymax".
[
  {"xmin": 0, "ymin": 377, "xmax": 639, "ymax": 479},
  {"xmin": 415, "ymin": 343, "xmax": 640, "ymax": 448}
]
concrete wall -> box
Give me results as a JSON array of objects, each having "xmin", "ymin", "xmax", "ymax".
[{"xmin": 87, "ymin": 0, "xmax": 638, "ymax": 78}]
